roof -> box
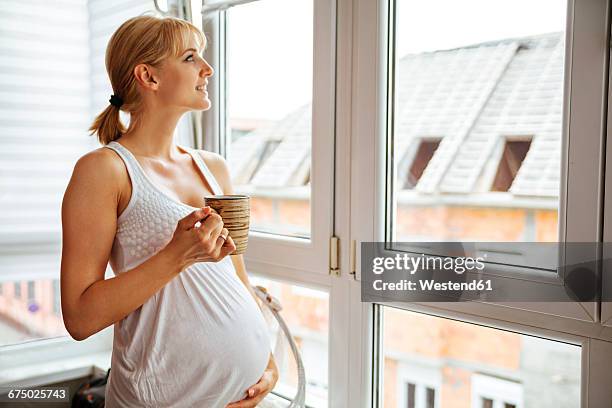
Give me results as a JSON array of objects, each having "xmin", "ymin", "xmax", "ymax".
[{"xmin": 229, "ymin": 32, "xmax": 565, "ymax": 198}]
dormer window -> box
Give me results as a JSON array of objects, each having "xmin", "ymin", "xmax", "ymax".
[
  {"xmin": 491, "ymin": 138, "xmax": 532, "ymax": 192},
  {"xmin": 404, "ymin": 138, "xmax": 441, "ymax": 189}
]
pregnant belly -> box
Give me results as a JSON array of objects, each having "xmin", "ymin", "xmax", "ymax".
[{"xmin": 134, "ymin": 267, "xmax": 271, "ymax": 405}]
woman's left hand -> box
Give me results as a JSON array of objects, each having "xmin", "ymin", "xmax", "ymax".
[{"xmin": 226, "ymin": 355, "xmax": 279, "ymax": 408}]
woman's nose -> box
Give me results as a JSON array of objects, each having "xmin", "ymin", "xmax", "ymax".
[{"xmin": 200, "ymin": 60, "xmax": 214, "ymax": 77}]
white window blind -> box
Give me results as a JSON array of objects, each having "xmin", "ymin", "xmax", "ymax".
[{"xmin": 0, "ymin": 0, "xmax": 94, "ymax": 244}]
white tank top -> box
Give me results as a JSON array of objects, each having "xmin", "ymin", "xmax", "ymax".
[{"xmin": 102, "ymin": 141, "xmax": 270, "ymax": 407}]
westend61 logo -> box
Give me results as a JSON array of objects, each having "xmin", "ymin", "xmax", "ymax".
[
  {"xmin": 361, "ymin": 242, "xmax": 602, "ymax": 302},
  {"xmin": 372, "ymin": 253, "xmax": 486, "ymax": 275}
]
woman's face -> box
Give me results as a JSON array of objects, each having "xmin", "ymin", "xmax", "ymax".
[{"xmin": 155, "ymin": 34, "xmax": 214, "ymax": 112}]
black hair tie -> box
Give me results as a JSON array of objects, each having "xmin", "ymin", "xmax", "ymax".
[{"xmin": 109, "ymin": 94, "xmax": 124, "ymax": 108}]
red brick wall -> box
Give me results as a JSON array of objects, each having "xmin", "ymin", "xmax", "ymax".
[
  {"xmin": 396, "ymin": 206, "xmax": 557, "ymax": 241},
  {"xmin": 536, "ymin": 210, "xmax": 558, "ymax": 242},
  {"xmin": 250, "ymin": 197, "xmax": 310, "ymax": 233},
  {"xmin": 251, "ymin": 197, "xmax": 275, "ymax": 224},
  {"xmin": 279, "ymin": 200, "xmax": 310, "ymax": 228}
]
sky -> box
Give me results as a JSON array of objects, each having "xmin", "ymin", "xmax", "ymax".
[
  {"xmin": 221, "ymin": 0, "xmax": 567, "ymax": 120},
  {"xmin": 225, "ymin": 0, "xmax": 313, "ymax": 121},
  {"xmin": 396, "ymin": 0, "xmax": 566, "ymax": 55}
]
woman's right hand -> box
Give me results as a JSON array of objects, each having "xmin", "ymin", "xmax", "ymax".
[{"xmin": 164, "ymin": 206, "xmax": 237, "ymax": 269}]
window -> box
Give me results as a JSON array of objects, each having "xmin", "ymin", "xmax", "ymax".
[
  {"xmin": 27, "ymin": 281, "xmax": 35, "ymax": 304},
  {"xmin": 402, "ymin": 138, "xmax": 441, "ymax": 189},
  {"xmin": 402, "ymin": 382, "xmax": 436, "ymax": 408},
  {"xmin": 425, "ymin": 388, "xmax": 435, "ymax": 408},
  {"xmin": 406, "ymin": 383, "xmax": 415, "ymax": 408},
  {"xmin": 491, "ymin": 138, "xmax": 532, "ymax": 192},
  {"xmin": 223, "ymin": 0, "xmax": 314, "ymax": 238},
  {"xmin": 393, "ymin": 359, "xmax": 441, "ymax": 408}
]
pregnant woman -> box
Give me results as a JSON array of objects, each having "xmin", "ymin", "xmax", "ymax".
[{"xmin": 60, "ymin": 14, "xmax": 277, "ymax": 407}]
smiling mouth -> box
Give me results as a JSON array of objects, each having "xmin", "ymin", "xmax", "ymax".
[{"xmin": 195, "ymin": 85, "xmax": 207, "ymax": 92}]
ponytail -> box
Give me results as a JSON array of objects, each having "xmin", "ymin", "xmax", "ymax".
[{"xmin": 88, "ymin": 104, "xmax": 126, "ymax": 145}]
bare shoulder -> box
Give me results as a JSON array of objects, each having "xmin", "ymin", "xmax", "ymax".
[
  {"xmin": 195, "ymin": 150, "xmax": 234, "ymax": 195},
  {"xmin": 70, "ymin": 147, "xmax": 127, "ymax": 189},
  {"xmin": 64, "ymin": 147, "xmax": 128, "ymax": 211},
  {"xmin": 75, "ymin": 146, "xmax": 125, "ymax": 172}
]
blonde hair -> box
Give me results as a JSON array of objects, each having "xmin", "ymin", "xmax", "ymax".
[{"xmin": 89, "ymin": 14, "xmax": 206, "ymax": 145}]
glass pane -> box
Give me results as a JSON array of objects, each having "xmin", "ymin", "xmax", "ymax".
[
  {"xmin": 391, "ymin": 0, "xmax": 567, "ymax": 242},
  {"xmin": 250, "ymin": 275, "xmax": 328, "ymax": 407},
  {"xmin": 225, "ymin": 0, "xmax": 313, "ymax": 238},
  {"xmin": 381, "ymin": 307, "xmax": 581, "ymax": 407}
]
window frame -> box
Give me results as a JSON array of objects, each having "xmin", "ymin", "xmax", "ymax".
[
  {"xmin": 599, "ymin": 4, "xmax": 612, "ymax": 326},
  {"xmin": 349, "ymin": 0, "xmax": 612, "ymax": 406}
]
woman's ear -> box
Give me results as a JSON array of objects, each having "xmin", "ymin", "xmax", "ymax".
[{"xmin": 133, "ymin": 64, "xmax": 159, "ymax": 90}]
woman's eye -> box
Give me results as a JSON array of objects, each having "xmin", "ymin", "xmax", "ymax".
[{"xmin": 185, "ymin": 54, "xmax": 194, "ymax": 62}]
